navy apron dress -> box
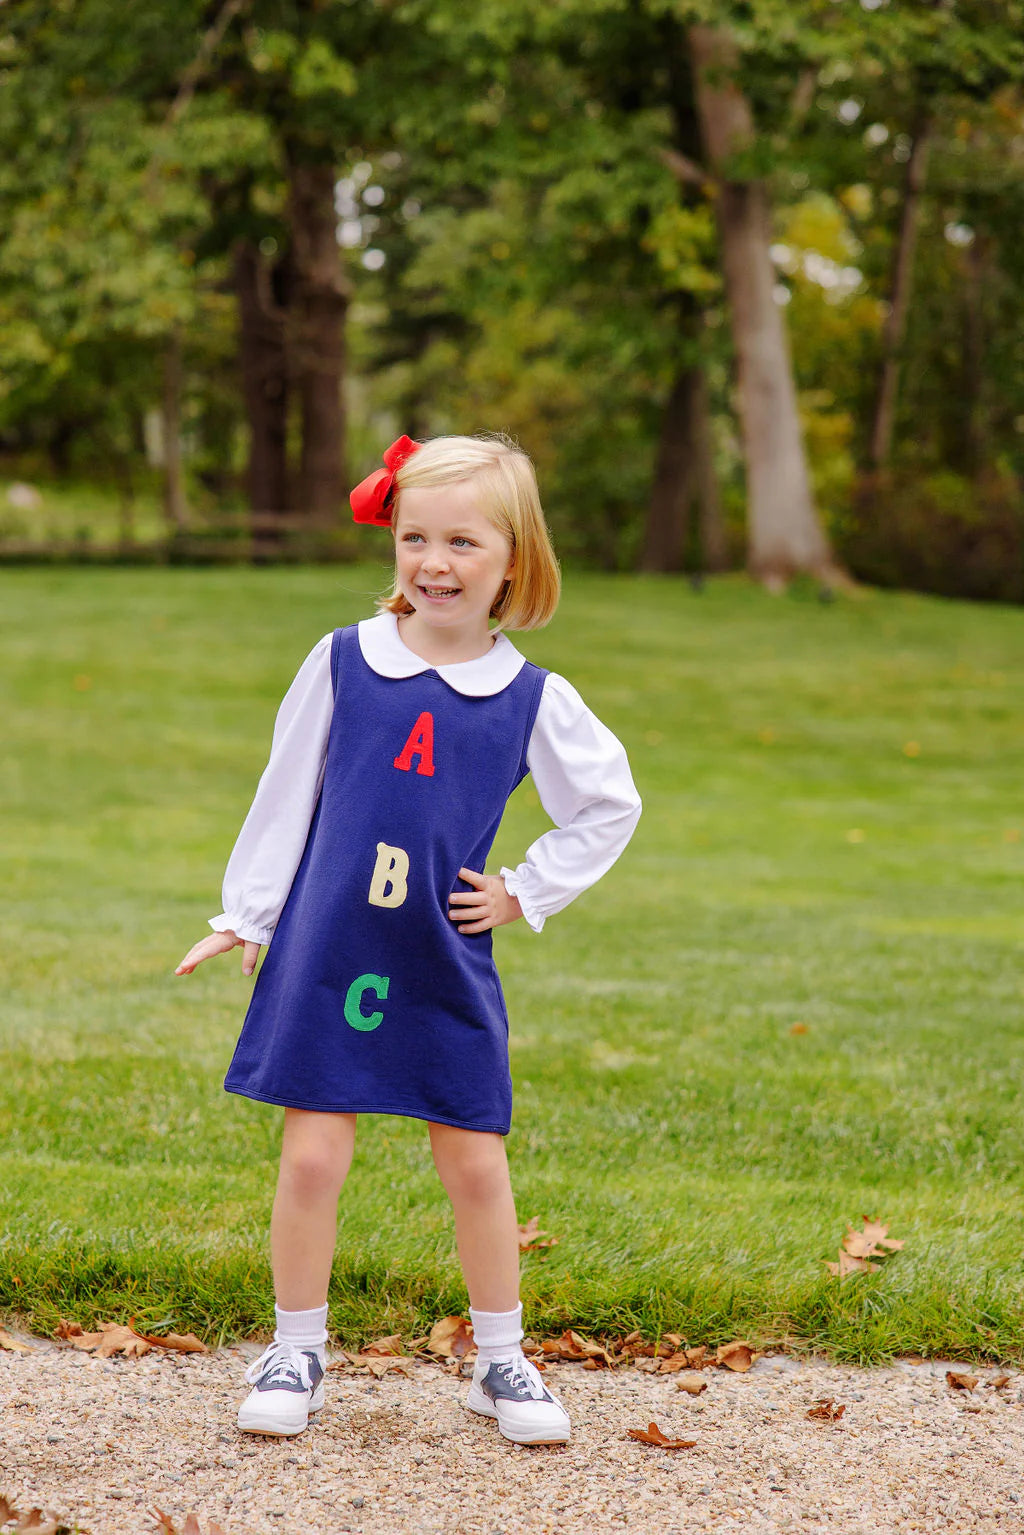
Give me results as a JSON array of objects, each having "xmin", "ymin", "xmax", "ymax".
[{"xmin": 223, "ymin": 625, "xmax": 548, "ymax": 1134}]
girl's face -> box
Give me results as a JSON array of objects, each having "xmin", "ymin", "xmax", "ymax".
[{"xmin": 393, "ymin": 480, "xmax": 514, "ymax": 640}]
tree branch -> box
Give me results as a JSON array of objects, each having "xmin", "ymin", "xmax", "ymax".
[
  {"xmin": 165, "ymin": 0, "xmax": 251, "ymax": 130},
  {"xmin": 658, "ymin": 145, "xmax": 716, "ymax": 189}
]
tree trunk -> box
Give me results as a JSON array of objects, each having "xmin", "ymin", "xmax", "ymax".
[
  {"xmin": 641, "ymin": 364, "xmax": 698, "ymax": 572},
  {"xmin": 869, "ymin": 116, "xmax": 932, "ymax": 470},
  {"xmin": 161, "ymin": 328, "xmax": 189, "ymax": 538},
  {"xmin": 641, "ymin": 362, "xmax": 729, "ymax": 575},
  {"xmin": 234, "ymin": 239, "xmax": 290, "ymax": 532},
  {"xmin": 693, "ymin": 367, "xmax": 729, "ymax": 572},
  {"xmin": 961, "ymin": 227, "xmax": 990, "ymax": 478},
  {"xmin": 689, "ymin": 24, "xmax": 836, "ymax": 584},
  {"xmin": 288, "ymin": 157, "xmax": 349, "ymax": 524}
]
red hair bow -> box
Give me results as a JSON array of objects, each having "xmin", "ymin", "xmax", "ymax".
[{"xmin": 350, "ymin": 435, "xmax": 421, "ymax": 526}]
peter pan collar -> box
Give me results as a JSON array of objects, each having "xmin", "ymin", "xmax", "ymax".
[{"xmin": 357, "ymin": 612, "xmax": 526, "ymax": 697}]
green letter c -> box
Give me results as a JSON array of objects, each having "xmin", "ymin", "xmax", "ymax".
[{"xmin": 344, "ymin": 973, "xmax": 390, "ymax": 1032}]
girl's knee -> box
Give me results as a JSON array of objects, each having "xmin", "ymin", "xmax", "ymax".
[
  {"xmin": 430, "ymin": 1126, "xmax": 510, "ymax": 1202},
  {"xmin": 281, "ymin": 1147, "xmax": 345, "ymax": 1200},
  {"xmin": 280, "ymin": 1114, "xmax": 354, "ymax": 1200}
]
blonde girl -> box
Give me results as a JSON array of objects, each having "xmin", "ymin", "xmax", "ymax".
[{"xmin": 176, "ymin": 433, "xmax": 641, "ymax": 1444}]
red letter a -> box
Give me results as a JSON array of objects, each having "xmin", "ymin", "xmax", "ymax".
[{"xmin": 394, "ymin": 711, "xmax": 435, "ymax": 776}]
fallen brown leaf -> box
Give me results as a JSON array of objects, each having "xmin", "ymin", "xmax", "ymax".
[
  {"xmin": 842, "ymin": 1226, "xmax": 886, "ymax": 1260},
  {"xmin": 0, "ymin": 1497, "xmax": 14, "ymax": 1524},
  {"xmin": 12, "ymin": 1509, "xmax": 59, "ymax": 1534},
  {"xmin": 517, "ymin": 1215, "xmax": 560, "ymax": 1252},
  {"xmin": 685, "ymin": 1345, "xmax": 707, "ymax": 1367},
  {"xmin": 807, "ymin": 1399, "xmax": 846, "ymax": 1422},
  {"xmin": 361, "ymin": 1335, "xmax": 404, "ymax": 1356},
  {"xmin": 859, "ymin": 1218, "xmax": 904, "ymax": 1252},
  {"xmin": 56, "ymin": 1319, "xmax": 86, "ymax": 1340},
  {"xmin": 0, "ymin": 1326, "xmax": 32, "ymax": 1353},
  {"xmin": 716, "ymin": 1341, "xmax": 754, "ymax": 1373},
  {"xmin": 425, "ymin": 1316, "xmax": 475, "ymax": 1358},
  {"xmin": 148, "ymin": 1509, "xmax": 226, "ymax": 1535},
  {"xmin": 825, "ymin": 1251, "xmax": 881, "ymax": 1279},
  {"xmin": 618, "ymin": 1337, "xmax": 675, "ymax": 1359},
  {"xmin": 946, "ymin": 1371, "xmax": 979, "ymax": 1392},
  {"xmin": 96, "ymin": 1323, "xmax": 151, "ymax": 1359},
  {"xmin": 790, "ymin": 1022, "xmax": 809, "ymax": 1035},
  {"xmin": 138, "ymin": 1331, "xmax": 207, "ymax": 1354},
  {"xmin": 988, "ymin": 1374, "xmax": 1011, "ymax": 1389},
  {"xmin": 336, "ymin": 1352, "xmax": 413, "ymax": 1378},
  {"xmin": 627, "ymin": 1420, "xmax": 697, "ymax": 1449},
  {"xmin": 657, "ymin": 1351, "xmax": 691, "ymax": 1373},
  {"xmin": 827, "ymin": 1218, "xmax": 904, "ymax": 1279},
  {"xmin": 539, "ymin": 1329, "xmax": 616, "ymax": 1367},
  {"xmin": 56, "ymin": 1318, "xmax": 151, "ymax": 1357},
  {"xmin": 676, "ymin": 1372, "xmax": 708, "ymax": 1395}
]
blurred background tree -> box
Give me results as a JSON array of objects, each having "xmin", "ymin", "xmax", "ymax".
[{"xmin": 1, "ymin": 0, "xmax": 1022, "ymax": 594}]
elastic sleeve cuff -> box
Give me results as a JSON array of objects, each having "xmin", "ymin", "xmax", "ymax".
[
  {"xmin": 499, "ymin": 868, "xmax": 546, "ymax": 934},
  {"xmin": 208, "ymin": 913, "xmax": 274, "ymax": 946}
]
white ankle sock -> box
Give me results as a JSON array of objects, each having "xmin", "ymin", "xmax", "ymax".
[
  {"xmin": 469, "ymin": 1303, "xmax": 524, "ymax": 1366},
  {"xmin": 274, "ymin": 1303, "xmax": 328, "ymax": 1358}
]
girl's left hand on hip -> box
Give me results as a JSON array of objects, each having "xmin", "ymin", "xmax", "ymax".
[{"xmin": 448, "ymin": 868, "xmax": 522, "ymax": 934}]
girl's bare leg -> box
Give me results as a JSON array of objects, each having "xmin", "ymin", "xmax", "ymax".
[
  {"xmin": 428, "ymin": 1122, "xmax": 520, "ymax": 1311},
  {"xmin": 270, "ymin": 1109, "xmax": 357, "ymax": 1310}
]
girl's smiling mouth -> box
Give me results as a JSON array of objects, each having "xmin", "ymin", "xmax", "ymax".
[{"xmin": 420, "ymin": 585, "xmax": 461, "ymax": 599}]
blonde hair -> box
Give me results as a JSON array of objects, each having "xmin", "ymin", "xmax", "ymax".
[{"xmin": 377, "ymin": 433, "xmax": 561, "ymax": 631}]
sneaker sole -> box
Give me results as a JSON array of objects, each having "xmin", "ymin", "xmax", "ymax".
[
  {"xmin": 237, "ymin": 1406, "xmax": 320, "ymax": 1436},
  {"xmin": 237, "ymin": 1397, "xmax": 324, "ymax": 1436},
  {"xmin": 465, "ymin": 1384, "xmax": 570, "ymax": 1445}
]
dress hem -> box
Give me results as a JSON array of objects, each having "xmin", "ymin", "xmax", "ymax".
[{"xmin": 223, "ymin": 1081, "xmax": 511, "ymax": 1135}]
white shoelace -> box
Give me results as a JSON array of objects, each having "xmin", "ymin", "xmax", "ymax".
[
  {"xmin": 496, "ymin": 1355, "xmax": 545, "ymax": 1399},
  {"xmin": 245, "ymin": 1339, "xmax": 317, "ymax": 1391}
]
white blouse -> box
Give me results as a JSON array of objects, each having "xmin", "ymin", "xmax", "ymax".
[{"xmin": 209, "ymin": 612, "xmax": 641, "ymax": 944}]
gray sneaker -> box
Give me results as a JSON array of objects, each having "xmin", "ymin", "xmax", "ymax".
[
  {"xmin": 466, "ymin": 1353, "xmax": 570, "ymax": 1444},
  {"xmin": 237, "ymin": 1340, "xmax": 326, "ymax": 1436}
]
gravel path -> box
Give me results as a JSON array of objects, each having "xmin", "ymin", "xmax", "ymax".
[{"xmin": 2, "ymin": 1330, "xmax": 1022, "ymax": 1534}]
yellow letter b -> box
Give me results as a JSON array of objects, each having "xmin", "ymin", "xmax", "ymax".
[{"xmin": 368, "ymin": 842, "xmax": 410, "ymax": 908}]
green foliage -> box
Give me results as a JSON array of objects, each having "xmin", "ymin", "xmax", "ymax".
[{"xmin": 2, "ymin": 0, "xmax": 1024, "ymax": 586}]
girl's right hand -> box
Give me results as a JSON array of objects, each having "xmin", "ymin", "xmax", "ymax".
[{"xmin": 174, "ymin": 929, "xmax": 262, "ymax": 977}]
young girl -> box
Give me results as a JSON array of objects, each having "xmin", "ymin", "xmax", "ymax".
[{"xmin": 175, "ymin": 433, "xmax": 641, "ymax": 1445}]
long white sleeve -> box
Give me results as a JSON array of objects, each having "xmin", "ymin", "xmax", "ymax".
[
  {"xmin": 500, "ymin": 673, "xmax": 641, "ymax": 933},
  {"xmin": 208, "ymin": 634, "xmax": 334, "ymax": 946}
]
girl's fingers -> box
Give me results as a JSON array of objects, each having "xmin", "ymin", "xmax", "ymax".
[
  {"xmin": 175, "ymin": 941, "xmax": 211, "ymax": 974},
  {"xmin": 242, "ymin": 941, "xmax": 261, "ymax": 976},
  {"xmin": 448, "ymin": 889, "xmax": 487, "ymax": 906},
  {"xmin": 457, "ymin": 917, "xmax": 492, "ymax": 934},
  {"xmin": 174, "ymin": 931, "xmax": 239, "ymax": 975},
  {"xmin": 457, "ymin": 866, "xmax": 486, "ymax": 888}
]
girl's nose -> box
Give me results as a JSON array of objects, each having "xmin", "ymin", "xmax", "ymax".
[{"xmin": 421, "ymin": 546, "xmax": 450, "ymax": 573}]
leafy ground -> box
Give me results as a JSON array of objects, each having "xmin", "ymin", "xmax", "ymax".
[{"xmin": 2, "ymin": 566, "xmax": 1023, "ymax": 1360}]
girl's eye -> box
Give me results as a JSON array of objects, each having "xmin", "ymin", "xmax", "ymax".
[
  {"xmin": 402, "ymin": 533, "xmax": 423, "ymax": 543},
  {"xmin": 451, "ymin": 537, "xmax": 472, "ymax": 549}
]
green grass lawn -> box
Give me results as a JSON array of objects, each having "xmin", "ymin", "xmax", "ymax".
[{"xmin": 2, "ymin": 566, "xmax": 1023, "ymax": 1361}]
